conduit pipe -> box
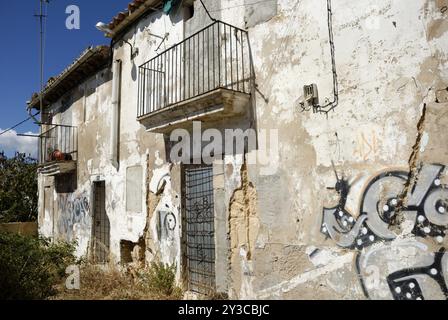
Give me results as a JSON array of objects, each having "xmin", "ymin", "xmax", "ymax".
[{"xmin": 110, "ymin": 59, "xmax": 122, "ymax": 168}]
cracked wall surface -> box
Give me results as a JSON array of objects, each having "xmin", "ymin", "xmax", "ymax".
[{"xmin": 228, "ymin": 162, "xmax": 259, "ymax": 299}]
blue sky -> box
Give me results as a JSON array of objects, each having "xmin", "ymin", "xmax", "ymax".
[{"xmin": 0, "ymin": 0, "xmax": 131, "ymax": 157}]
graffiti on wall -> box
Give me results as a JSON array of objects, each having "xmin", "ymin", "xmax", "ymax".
[
  {"xmin": 57, "ymin": 191, "xmax": 91, "ymax": 241},
  {"xmin": 353, "ymin": 129, "xmax": 379, "ymax": 161},
  {"xmin": 157, "ymin": 210, "xmax": 177, "ymax": 242},
  {"xmin": 149, "ymin": 163, "xmax": 181, "ymax": 266},
  {"xmin": 322, "ymin": 163, "xmax": 448, "ymax": 300}
]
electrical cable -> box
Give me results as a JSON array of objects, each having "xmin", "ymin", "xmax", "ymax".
[
  {"xmin": 312, "ymin": 0, "xmax": 339, "ymax": 115},
  {"xmin": 0, "ymin": 113, "xmax": 41, "ymax": 137},
  {"xmin": 199, "ymin": 0, "xmax": 217, "ymax": 22}
]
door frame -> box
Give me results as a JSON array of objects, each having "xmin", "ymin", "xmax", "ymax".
[
  {"xmin": 90, "ymin": 180, "xmax": 110, "ymax": 264},
  {"xmin": 181, "ymin": 163, "xmax": 217, "ymax": 295}
]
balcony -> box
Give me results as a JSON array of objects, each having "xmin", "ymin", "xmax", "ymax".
[
  {"xmin": 137, "ymin": 21, "xmax": 254, "ymax": 133},
  {"xmin": 38, "ymin": 125, "xmax": 78, "ymax": 176}
]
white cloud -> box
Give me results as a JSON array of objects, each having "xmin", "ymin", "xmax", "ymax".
[{"xmin": 0, "ymin": 129, "xmax": 38, "ymax": 158}]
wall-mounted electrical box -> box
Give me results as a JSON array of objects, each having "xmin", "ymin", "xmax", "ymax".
[{"xmin": 303, "ymin": 84, "xmax": 319, "ymax": 106}]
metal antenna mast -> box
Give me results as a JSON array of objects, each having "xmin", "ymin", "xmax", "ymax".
[
  {"xmin": 34, "ymin": 0, "xmax": 49, "ymax": 126},
  {"xmin": 33, "ymin": 0, "xmax": 49, "ymax": 165}
]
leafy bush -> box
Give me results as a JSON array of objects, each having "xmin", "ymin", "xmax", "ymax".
[
  {"xmin": 0, "ymin": 152, "xmax": 38, "ymax": 223},
  {"xmin": 0, "ymin": 232, "xmax": 76, "ymax": 300},
  {"xmin": 144, "ymin": 262, "xmax": 178, "ymax": 296}
]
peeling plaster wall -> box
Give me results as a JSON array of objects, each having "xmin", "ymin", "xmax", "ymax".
[
  {"xmin": 228, "ymin": 162, "xmax": 259, "ymax": 299},
  {"xmin": 112, "ymin": 9, "xmax": 187, "ymax": 278},
  {"xmin": 225, "ymin": 0, "xmax": 448, "ymax": 300},
  {"xmin": 37, "ymin": 0, "xmax": 448, "ymax": 300},
  {"xmin": 147, "ymin": 164, "xmax": 181, "ymax": 270},
  {"xmin": 198, "ymin": 0, "xmax": 448, "ymax": 299},
  {"xmin": 38, "ymin": 8, "xmax": 188, "ymax": 270}
]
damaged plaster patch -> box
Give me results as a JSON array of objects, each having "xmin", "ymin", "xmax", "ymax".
[
  {"xmin": 149, "ymin": 164, "xmax": 171, "ymax": 194},
  {"xmin": 229, "ymin": 162, "xmax": 259, "ymax": 299},
  {"xmin": 257, "ymin": 251, "xmax": 355, "ymax": 299},
  {"xmin": 436, "ymin": 87, "xmax": 448, "ymax": 103},
  {"xmin": 144, "ymin": 191, "xmax": 161, "ymax": 264},
  {"xmin": 146, "ymin": 161, "xmax": 181, "ymax": 280},
  {"xmin": 306, "ymin": 246, "xmax": 344, "ymax": 268},
  {"xmin": 239, "ymin": 247, "xmax": 256, "ymax": 299},
  {"xmin": 420, "ymin": 131, "xmax": 430, "ymax": 153},
  {"xmin": 155, "ymin": 151, "xmax": 164, "ymax": 166},
  {"xmin": 229, "ymin": 163, "xmax": 258, "ymax": 259}
]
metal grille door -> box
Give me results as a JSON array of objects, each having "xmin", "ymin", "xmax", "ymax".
[
  {"xmin": 92, "ymin": 182, "xmax": 110, "ymax": 263},
  {"xmin": 184, "ymin": 165, "xmax": 216, "ymax": 295}
]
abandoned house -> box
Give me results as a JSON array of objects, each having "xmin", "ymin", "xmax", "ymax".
[{"xmin": 28, "ymin": 0, "xmax": 448, "ymax": 300}]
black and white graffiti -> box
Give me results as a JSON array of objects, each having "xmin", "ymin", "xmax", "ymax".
[
  {"xmin": 386, "ymin": 247, "xmax": 447, "ymax": 300},
  {"xmin": 158, "ymin": 210, "xmax": 177, "ymax": 241},
  {"xmin": 322, "ymin": 163, "xmax": 448, "ymax": 300}
]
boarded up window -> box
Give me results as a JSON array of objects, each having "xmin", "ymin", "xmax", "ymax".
[{"xmin": 126, "ymin": 166, "xmax": 143, "ymax": 212}]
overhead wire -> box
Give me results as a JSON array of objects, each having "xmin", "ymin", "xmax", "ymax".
[
  {"xmin": 312, "ymin": 0, "xmax": 339, "ymax": 115},
  {"xmin": 0, "ymin": 113, "xmax": 41, "ymax": 137}
]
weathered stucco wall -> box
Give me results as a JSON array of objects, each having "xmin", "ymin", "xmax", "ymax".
[
  {"xmin": 37, "ymin": 0, "xmax": 448, "ymax": 300},
  {"xmin": 38, "ymin": 8, "xmax": 189, "ymax": 265},
  {"xmin": 222, "ymin": 0, "xmax": 448, "ymax": 300}
]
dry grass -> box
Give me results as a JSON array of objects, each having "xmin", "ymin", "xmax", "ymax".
[{"xmin": 52, "ymin": 264, "xmax": 184, "ymax": 300}]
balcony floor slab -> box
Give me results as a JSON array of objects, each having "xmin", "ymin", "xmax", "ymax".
[
  {"xmin": 138, "ymin": 88, "xmax": 251, "ymax": 134},
  {"xmin": 38, "ymin": 161, "xmax": 77, "ymax": 176}
]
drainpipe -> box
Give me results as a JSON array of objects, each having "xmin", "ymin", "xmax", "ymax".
[{"xmin": 110, "ymin": 59, "xmax": 122, "ymax": 169}]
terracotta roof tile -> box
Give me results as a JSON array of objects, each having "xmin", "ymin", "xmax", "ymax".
[
  {"xmin": 106, "ymin": 0, "xmax": 164, "ymax": 36},
  {"xmin": 28, "ymin": 46, "xmax": 110, "ymax": 110}
]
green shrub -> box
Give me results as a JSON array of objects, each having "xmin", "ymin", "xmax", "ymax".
[
  {"xmin": 0, "ymin": 152, "xmax": 38, "ymax": 223},
  {"xmin": 143, "ymin": 262, "xmax": 177, "ymax": 296},
  {"xmin": 0, "ymin": 232, "xmax": 76, "ymax": 300}
]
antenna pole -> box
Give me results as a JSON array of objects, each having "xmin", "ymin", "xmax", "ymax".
[
  {"xmin": 35, "ymin": 0, "xmax": 47, "ymax": 126},
  {"xmin": 34, "ymin": 0, "xmax": 48, "ymax": 165},
  {"xmin": 39, "ymin": 0, "xmax": 45, "ymax": 125}
]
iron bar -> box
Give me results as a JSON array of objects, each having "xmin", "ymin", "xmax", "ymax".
[
  {"xmin": 38, "ymin": 124, "xmax": 78, "ymax": 164},
  {"xmin": 184, "ymin": 165, "xmax": 215, "ymax": 295},
  {"xmin": 137, "ymin": 21, "xmax": 252, "ymax": 118}
]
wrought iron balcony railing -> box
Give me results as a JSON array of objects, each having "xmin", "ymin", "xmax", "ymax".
[
  {"xmin": 138, "ymin": 20, "xmax": 253, "ymax": 118},
  {"xmin": 39, "ymin": 124, "xmax": 78, "ymax": 165}
]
